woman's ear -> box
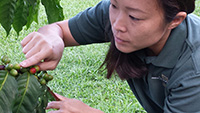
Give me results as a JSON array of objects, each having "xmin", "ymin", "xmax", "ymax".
[{"xmin": 168, "ymin": 12, "xmax": 187, "ymax": 30}]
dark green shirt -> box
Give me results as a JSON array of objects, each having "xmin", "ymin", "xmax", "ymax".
[{"xmin": 69, "ymin": 0, "xmax": 200, "ymax": 112}]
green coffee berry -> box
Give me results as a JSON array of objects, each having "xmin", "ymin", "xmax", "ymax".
[
  {"xmin": 39, "ymin": 78, "xmax": 46, "ymax": 85},
  {"xmin": 10, "ymin": 69, "xmax": 18, "ymax": 77},
  {"xmin": 42, "ymin": 73, "xmax": 49, "ymax": 80},
  {"xmin": 47, "ymin": 75, "xmax": 53, "ymax": 81},
  {"xmin": 1, "ymin": 55, "xmax": 10, "ymax": 64},
  {"xmin": 5, "ymin": 64, "xmax": 13, "ymax": 71},
  {"xmin": 13, "ymin": 63, "xmax": 21, "ymax": 70},
  {"xmin": 20, "ymin": 67, "xmax": 28, "ymax": 73}
]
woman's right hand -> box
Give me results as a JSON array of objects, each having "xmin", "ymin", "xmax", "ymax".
[
  {"xmin": 20, "ymin": 20, "xmax": 79, "ymax": 70},
  {"xmin": 20, "ymin": 30, "xmax": 65, "ymax": 70}
]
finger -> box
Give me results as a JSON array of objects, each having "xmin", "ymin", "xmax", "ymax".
[
  {"xmin": 22, "ymin": 39, "xmax": 38, "ymax": 54},
  {"xmin": 24, "ymin": 43, "xmax": 42, "ymax": 59},
  {"xmin": 48, "ymin": 110, "xmax": 62, "ymax": 113},
  {"xmin": 22, "ymin": 33, "xmax": 45, "ymax": 54},
  {"xmin": 38, "ymin": 60, "xmax": 58, "ymax": 70},
  {"xmin": 20, "ymin": 49, "xmax": 52, "ymax": 68},
  {"xmin": 54, "ymin": 93, "xmax": 69, "ymax": 101},
  {"xmin": 46, "ymin": 101, "xmax": 61, "ymax": 110},
  {"xmin": 21, "ymin": 32, "xmax": 37, "ymax": 47},
  {"xmin": 48, "ymin": 110, "xmax": 70, "ymax": 113}
]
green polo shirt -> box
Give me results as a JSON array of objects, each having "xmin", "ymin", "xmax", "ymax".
[{"xmin": 69, "ymin": 0, "xmax": 200, "ymax": 112}]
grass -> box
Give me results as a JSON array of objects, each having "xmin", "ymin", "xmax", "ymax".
[{"xmin": 0, "ymin": 0, "xmax": 200, "ymax": 113}]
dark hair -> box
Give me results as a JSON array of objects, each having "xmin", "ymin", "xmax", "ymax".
[
  {"xmin": 159, "ymin": 0, "xmax": 196, "ymax": 22},
  {"xmin": 101, "ymin": 0, "xmax": 196, "ymax": 80},
  {"xmin": 101, "ymin": 24, "xmax": 148, "ymax": 80}
]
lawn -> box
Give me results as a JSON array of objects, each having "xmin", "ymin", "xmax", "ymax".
[{"xmin": 0, "ymin": 0, "xmax": 200, "ymax": 113}]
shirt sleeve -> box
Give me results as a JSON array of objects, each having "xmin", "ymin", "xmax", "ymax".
[
  {"xmin": 164, "ymin": 59, "xmax": 200, "ymax": 113},
  {"xmin": 164, "ymin": 75, "xmax": 200, "ymax": 112},
  {"xmin": 68, "ymin": 0, "xmax": 110, "ymax": 45}
]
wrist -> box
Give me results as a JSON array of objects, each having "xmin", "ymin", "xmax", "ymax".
[{"xmin": 38, "ymin": 23, "xmax": 63, "ymax": 38}]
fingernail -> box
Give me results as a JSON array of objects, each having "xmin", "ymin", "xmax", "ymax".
[{"xmin": 20, "ymin": 61, "xmax": 27, "ymax": 67}]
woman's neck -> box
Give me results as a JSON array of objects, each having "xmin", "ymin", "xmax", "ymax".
[{"xmin": 147, "ymin": 29, "xmax": 172, "ymax": 56}]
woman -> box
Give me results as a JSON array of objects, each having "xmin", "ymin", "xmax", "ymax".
[{"xmin": 20, "ymin": 0, "xmax": 199, "ymax": 112}]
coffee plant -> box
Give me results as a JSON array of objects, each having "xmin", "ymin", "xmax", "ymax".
[
  {"xmin": 0, "ymin": 0, "xmax": 64, "ymax": 112},
  {"xmin": 0, "ymin": 55, "xmax": 58, "ymax": 113},
  {"xmin": 0, "ymin": 0, "xmax": 64, "ymax": 35}
]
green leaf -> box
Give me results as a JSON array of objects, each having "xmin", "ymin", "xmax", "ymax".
[
  {"xmin": 0, "ymin": 70, "xmax": 18, "ymax": 113},
  {"xmin": 41, "ymin": 0, "xmax": 64, "ymax": 24},
  {"xmin": 13, "ymin": 72, "xmax": 42, "ymax": 113},
  {"xmin": 26, "ymin": 0, "xmax": 40, "ymax": 29},
  {"xmin": 35, "ymin": 85, "xmax": 48, "ymax": 113},
  {"xmin": 0, "ymin": 0, "xmax": 64, "ymax": 36},
  {"xmin": 26, "ymin": 0, "xmax": 37, "ymax": 6},
  {"xmin": 0, "ymin": 0, "xmax": 17, "ymax": 35},
  {"xmin": 13, "ymin": 0, "xmax": 29, "ymax": 35}
]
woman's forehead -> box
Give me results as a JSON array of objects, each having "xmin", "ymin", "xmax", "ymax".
[{"xmin": 113, "ymin": 0, "xmax": 161, "ymax": 13}]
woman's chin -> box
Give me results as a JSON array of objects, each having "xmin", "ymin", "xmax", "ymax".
[{"xmin": 115, "ymin": 45, "xmax": 134, "ymax": 53}]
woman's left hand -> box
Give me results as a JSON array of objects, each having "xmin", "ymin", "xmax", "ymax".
[{"xmin": 46, "ymin": 93, "xmax": 104, "ymax": 113}]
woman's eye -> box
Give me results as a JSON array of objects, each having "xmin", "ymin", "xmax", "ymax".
[
  {"xmin": 129, "ymin": 15, "xmax": 140, "ymax": 21},
  {"xmin": 111, "ymin": 4, "xmax": 117, "ymax": 9}
]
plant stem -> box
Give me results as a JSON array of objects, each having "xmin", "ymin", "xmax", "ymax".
[
  {"xmin": 0, "ymin": 65, "xmax": 5, "ymax": 70},
  {"xmin": 47, "ymin": 86, "xmax": 60, "ymax": 101}
]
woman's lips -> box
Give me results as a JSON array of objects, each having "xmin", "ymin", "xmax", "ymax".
[{"xmin": 114, "ymin": 36, "xmax": 128, "ymax": 44}]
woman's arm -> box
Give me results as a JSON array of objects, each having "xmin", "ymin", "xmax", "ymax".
[{"xmin": 20, "ymin": 0, "xmax": 110, "ymax": 70}]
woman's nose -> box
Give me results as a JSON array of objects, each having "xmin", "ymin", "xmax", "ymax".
[{"xmin": 113, "ymin": 13, "xmax": 127, "ymax": 32}]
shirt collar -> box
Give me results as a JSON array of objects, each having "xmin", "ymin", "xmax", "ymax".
[{"xmin": 141, "ymin": 20, "xmax": 187, "ymax": 68}]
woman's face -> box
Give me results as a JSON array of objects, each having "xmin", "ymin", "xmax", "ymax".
[{"xmin": 109, "ymin": 0, "xmax": 171, "ymax": 54}]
